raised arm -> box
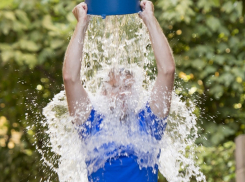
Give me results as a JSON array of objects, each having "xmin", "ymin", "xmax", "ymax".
[
  {"xmin": 63, "ymin": 2, "xmax": 91, "ymax": 124},
  {"xmin": 139, "ymin": 1, "xmax": 175, "ymax": 118}
]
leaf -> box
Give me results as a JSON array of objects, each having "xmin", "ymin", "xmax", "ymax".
[
  {"xmin": 213, "ymin": 0, "xmax": 220, "ymax": 7},
  {"xmin": 29, "ymin": 30, "xmax": 44, "ymax": 42},
  {"xmin": 13, "ymin": 21, "xmax": 28, "ymax": 31},
  {"xmin": 217, "ymin": 42, "xmax": 228, "ymax": 53},
  {"xmin": 1, "ymin": 50, "xmax": 14, "ymax": 62},
  {"xmin": 3, "ymin": 11, "xmax": 16, "ymax": 21},
  {"xmin": 0, "ymin": 0, "xmax": 14, "ymax": 9},
  {"xmin": 14, "ymin": 50, "xmax": 23, "ymax": 65},
  {"xmin": 15, "ymin": 10, "xmax": 30, "ymax": 26},
  {"xmin": 229, "ymin": 12, "xmax": 239, "ymax": 22},
  {"xmin": 22, "ymin": 54, "xmax": 37, "ymax": 68},
  {"xmin": 229, "ymin": 37, "xmax": 239, "ymax": 48},
  {"xmin": 66, "ymin": 12, "xmax": 75, "ymax": 22},
  {"xmin": 205, "ymin": 122, "xmax": 217, "ymax": 134},
  {"xmin": 221, "ymin": 125, "xmax": 235, "ymax": 136},
  {"xmin": 195, "ymin": 25, "xmax": 209, "ymax": 36},
  {"xmin": 231, "ymin": 67, "xmax": 244, "ymax": 79},
  {"xmin": 232, "ymin": 82, "xmax": 243, "ymax": 92},
  {"xmin": 195, "ymin": 45, "xmax": 212, "ymax": 56},
  {"xmin": 0, "ymin": 43, "xmax": 12, "ymax": 51},
  {"xmin": 19, "ymin": 40, "xmax": 40, "ymax": 52},
  {"xmin": 205, "ymin": 66, "xmax": 216, "ymax": 75},
  {"xmin": 200, "ymin": 66, "xmax": 217, "ymax": 79},
  {"xmin": 53, "ymin": 2, "xmax": 67, "ymax": 16},
  {"xmin": 197, "ymin": 0, "xmax": 212, "ymax": 11},
  {"xmin": 211, "ymin": 129, "xmax": 224, "ymax": 145},
  {"xmin": 38, "ymin": 48, "xmax": 53, "ymax": 64},
  {"xmin": 214, "ymin": 55, "xmax": 225, "ymax": 65},
  {"xmin": 209, "ymin": 84, "xmax": 224, "ymax": 99},
  {"xmin": 218, "ymin": 26, "xmax": 230, "ymax": 36},
  {"xmin": 191, "ymin": 59, "xmax": 207, "ymax": 71},
  {"xmin": 235, "ymin": 2, "xmax": 243, "ymax": 16},
  {"xmin": 206, "ymin": 17, "xmax": 221, "ymax": 32},
  {"xmin": 219, "ymin": 72, "xmax": 235, "ymax": 87},
  {"xmin": 1, "ymin": 21, "xmax": 12, "ymax": 35},
  {"xmin": 50, "ymin": 39, "xmax": 64, "ymax": 49},
  {"xmin": 222, "ymin": 1, "xmax": 233, "ymax": 13},
  {"xmin": 42, "ymin": 15, "xmax": 57, "ymax": 31}
]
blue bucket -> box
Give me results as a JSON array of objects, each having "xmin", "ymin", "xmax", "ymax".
[{"xmin": 85, "ymin": 0, "xmax": 141, "ymax": 19}]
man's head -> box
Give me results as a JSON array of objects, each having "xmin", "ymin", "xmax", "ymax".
[
  {"xmin": 100, "ymin": 67, "xmax": 136, "ymax": 120},
  {"xmin": 97, "ymin": 66, "xmax": 144, "ymax": 121},
  {"xmin": 102, "ymin": 68, "xmax": 135, "ymax": 100}
]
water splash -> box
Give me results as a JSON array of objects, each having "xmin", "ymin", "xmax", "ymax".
[{"xmin": 41, "ymin": 14, "xmax": 206, "ymax": 182}]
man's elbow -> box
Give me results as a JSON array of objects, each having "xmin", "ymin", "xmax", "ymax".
[
  {"xmin": 166, "ymin": 66, "xmax": 175, "ymax": 74},
  {"xmin": 63, "ymin": 74, "xmax": 72, "ymax": 82},
  {"xmin": 159, "ymin": 65, "xmax": 175, "ymax": 76},
  {"xmin": 63, "ymin": 70, "xmax": 78, "ymax": 83}
]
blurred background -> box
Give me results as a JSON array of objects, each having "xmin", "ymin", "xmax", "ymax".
[{"xmin": 0, "ymin": 0, "xmax": 244, "ymax": 181}]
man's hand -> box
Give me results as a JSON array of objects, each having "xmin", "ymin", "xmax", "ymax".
[
  {"xmin": 138, "ymin": 1, "xmax": 175, "ymax": 119},
  {"xmin": 72, "ymin": 2, "xmax": 90, "ymax": 28},
  {"xmin": 139, "ymin": 0, "xmax": 155, "ymax": 25},
  {"xmin": 63, "ymin": 2, "xmax": 92, "ymax": 123}
]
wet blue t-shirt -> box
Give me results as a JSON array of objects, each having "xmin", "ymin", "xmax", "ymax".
[{"xmin": 79, "ymin": 103, "xmax": 167, "ymax": 182}]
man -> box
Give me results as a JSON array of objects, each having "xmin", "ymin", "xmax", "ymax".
[{"xmin": 62, "ymin": 1, "xmax": 175, "ymax": 181}]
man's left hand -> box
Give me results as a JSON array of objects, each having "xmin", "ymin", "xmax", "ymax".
[{"xmin": 139, "ymin": 0, "xmax": 155, "ymax": 25}]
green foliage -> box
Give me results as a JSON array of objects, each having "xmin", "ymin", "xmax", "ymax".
[
  {"xmin": 195, "ymin": 141, "xmax": 236, "ymax": 182},
  {"xmin": 155, "ymin": 0, "xmax": 245, "ymax": 146},
  {"xmin": 0, "ymin": 61, "xmax": 60, "ymax": 182},
  {"xmin": 0, "ymin": 0, "xmax": 77, "ymax": 181}
]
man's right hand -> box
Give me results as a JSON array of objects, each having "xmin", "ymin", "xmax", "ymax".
[{"xmin": 72, "ymin": 2, "xmax": 90, "ymax": 28}]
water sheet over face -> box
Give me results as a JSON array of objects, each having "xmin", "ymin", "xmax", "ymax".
[{"xmin": 42, "ymin": 14, "xmax": 206, "ymax": 182}]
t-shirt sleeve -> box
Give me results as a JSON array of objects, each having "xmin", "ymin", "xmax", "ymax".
[
  {"xmin": 77, "ymin": 108, "xmax": 103, "ymax": 140},
  {"xmin": 138, "ymin": 102, "xmax": 168, "ymax": 140}
]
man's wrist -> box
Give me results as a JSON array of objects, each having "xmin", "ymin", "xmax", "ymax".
[
  {"xmin": 76, "ymin": 20, "xmax": 88, "ymax": 30},
  {"xmin": 144, "ymin": 14, "xmax": 156, "ymax": 27}
]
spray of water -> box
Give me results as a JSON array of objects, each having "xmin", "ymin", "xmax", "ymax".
[{"xmin": 41, "ymin": 14, "xmax": 206, "ymax": 182}]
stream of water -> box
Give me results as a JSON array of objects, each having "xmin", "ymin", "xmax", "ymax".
[{"xmin": 40, "ymin": 14, "xmax": 206, "ymax": 182}]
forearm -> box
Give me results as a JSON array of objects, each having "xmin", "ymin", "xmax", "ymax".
[
  {"xmin": 63, "ymin": 23, "xmax": 87, "ymax": 82},
  {"xmin": 145, "ymin": 16, "xmax": 175, "ymax": 74}
]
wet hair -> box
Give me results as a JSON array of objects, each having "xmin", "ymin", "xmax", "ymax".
[
  {"xmin": 102, "ymin": 67, "xmax": 134, "ymax": 95},
  {"xmin": 108, "ymin": 67, "xmax": 134, "ymax": 78},
  {"xmin": 119, "ymin": 68, "xmax": 134, "ymax": 77}
]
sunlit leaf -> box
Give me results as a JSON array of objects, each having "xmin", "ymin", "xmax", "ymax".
[
  {"xmin": 229, "ymin": 36, "xmax": 239, "ymax": 48},
  {"xmin": 0, "ymin": 0, "xmax": 14, "ymax": 9},
  {"xmin": 213, "ymin": 0, "xmax": 220, "ymax": 7},
  {"xmin": 0, "ymin": 43, "xmax": 12, "ymax": 51},
  {"xmin": 214, "ymin": 55, "xmax": 225, "ymax": 65},
  {"xmin": 50, "ymin": 39, "xmax": 64, "ymax": 49},
  {"xmin": 222, "ymin": 1, "xmax": 233, "ymax": 13},
  {"xmin": 235, "ymin": 2, "xmax": 243, "ymax": 16},
  {"xmin": 219, "ymin": 72, "xmax": 235, "ymax": 87},
  {"xmin": 42, "ymin": 15, "xmax": 57, "ymax": 31},
  {"xmin": 209, "ymin": 84, "xmax": 224, "ymax": 99},
  {"xmin": 191, "ymin": 59, "xmax": 206, "ymax": 71},
  {"xmin": 1, "ymin": 50, "xmax": 14, "ymax": 62},
  {"xmin": 3, "ymin": 11, "xmax": 16, "ymax": 21},
  {"xmin": 19, "ymin": 40, "xmax": 40, "ymax": 52},
  {"xmin": 38, "ymin": 48, "xmax": 53, "ymax": 64},
  {"xmin": 22, "ymin": 54, "xmax": 38, "ymax": 68},
  {"xmin": 206, "ymin": 17, "xmax": 221, "ymax": 32},
  {"xmin": 1, "ymin": 21, "xmax": 12, "ymax": 35},
  {"xmin": 15, "ymin": 10, "xmax": 30, "ymax": 26}
]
